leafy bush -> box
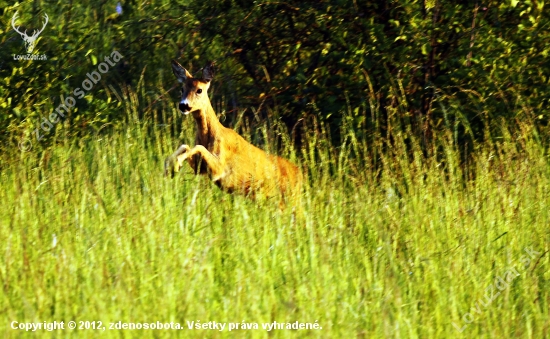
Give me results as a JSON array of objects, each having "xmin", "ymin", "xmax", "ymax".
[{"xmin": 1, "ymin": 0, "xmax": 548, "ymax": 151}]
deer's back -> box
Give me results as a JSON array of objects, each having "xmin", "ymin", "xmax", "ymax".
[{"xmin": 210, "ymin": 127, "xmax": 301, "ymax": 198}]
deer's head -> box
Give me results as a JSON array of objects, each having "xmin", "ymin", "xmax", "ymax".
[
  {"xmin": 171, "ymin": 60, "xmax": 215, "ymax": 115},
  {"xmin": 11, "ymin": 11, "xmax": 49, "ymax": 54}
]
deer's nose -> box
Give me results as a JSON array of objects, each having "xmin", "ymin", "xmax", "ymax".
[{"xmin": 179, "ymin": 102, "xmax": 191, "ymax": 114}]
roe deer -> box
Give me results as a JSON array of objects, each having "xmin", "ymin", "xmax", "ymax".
[{"xmin": 165, "ymin": 60, "xmax": 302, "ymax": 205}]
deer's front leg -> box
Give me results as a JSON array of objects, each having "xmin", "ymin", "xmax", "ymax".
[
  {"xmin": 164, "ymin": 144, "xmax": 190, "ymax": 178},
  {"xmin": 185, "ymin": 145, "xmax": 226, "ymax": 181}
]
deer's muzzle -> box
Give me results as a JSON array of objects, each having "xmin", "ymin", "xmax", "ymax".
[{"xmin": 179, "ymin": 102, "xmax": 191, "ymax": 115}]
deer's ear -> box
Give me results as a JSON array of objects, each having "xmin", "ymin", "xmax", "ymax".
[
  {"xmin": 202, "ymin": 61, "xmax": 215, "ymax": 82},
  {"xmin": 171, "ymin": 60, "xmax": 192, "ymax": 83}
]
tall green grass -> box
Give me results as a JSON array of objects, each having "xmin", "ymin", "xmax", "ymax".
[{"xmin": 0, "ymin": 90, "xmax": 549, "ymax": 338}]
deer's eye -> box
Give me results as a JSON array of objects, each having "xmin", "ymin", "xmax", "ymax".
[{"xmin": 197, "ymin": 89, "xmax": 203, "ymax": 94}]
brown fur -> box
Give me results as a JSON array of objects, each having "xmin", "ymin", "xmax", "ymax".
[{"xmin": 165, "ymin": 60, "xmax": 302, "ymax": 205}]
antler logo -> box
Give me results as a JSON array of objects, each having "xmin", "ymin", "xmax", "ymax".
[{"xmin": 11, "ymin": 11, "xmax": 49, "ymax": 54}]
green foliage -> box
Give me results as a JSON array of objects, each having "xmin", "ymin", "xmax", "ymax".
[
  {"xmin": 1, "ymin": 0, "xmax": 201, "ymax": 149},
  {"xmin": 1, "ymin": 0, "xmax": 549, "ymax": 150},
  {"xmin": 190, "ymin": 0, "xmax": 550, "ymax": 144},
  {"xmin": 1, "ymin": 105, "xmax": 549, "ymax": 338},
  {"xmin": 1, "ymin": 2, "xmax": 550, "ymax": 337}
]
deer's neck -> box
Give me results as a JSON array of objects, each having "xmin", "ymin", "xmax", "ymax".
[{"xmin": 193, "ymin": 102, "xmax": 221, "ymax": 147}]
